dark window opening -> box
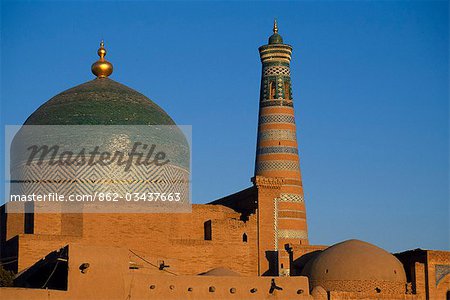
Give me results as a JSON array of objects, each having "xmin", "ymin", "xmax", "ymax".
[
  {"xmin": 269, "ymin": 81, "xmax": 276, "ymax": 99},
  {"xmin": 284, "ymin": 82, "xmax": 291, "ymax": 100},
  {"xmin": 204, "ymin": 220, "xmax": 212, "ymax": 240},
  {"xmin": 243, "ymin": 233, "xmax": 248, "ymax": 243},
  {"xmin": 24, "ymin": 202, "xmax": 34, "ymax": 234}
]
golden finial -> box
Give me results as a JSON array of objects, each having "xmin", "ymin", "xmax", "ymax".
[
  {"xmin": 273, "ymin": 19, "xmax": 278, "ymax": 34},
  {"xmin": 91, "ymin": 40, "xmax": 113, "ymax": 78}
]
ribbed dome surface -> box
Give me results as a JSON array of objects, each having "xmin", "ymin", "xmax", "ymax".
[
  {"xmin": 24, "ymin": 78, "xmax": 175, "ymax": 125},
  {"xmin": 302, "ymin": 239, "xmax": 406, "ymax": 282}
]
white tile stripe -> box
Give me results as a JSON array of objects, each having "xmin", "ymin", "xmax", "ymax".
[
  {"xmin": 279, "ymin": 193, "xmax": 304, "ymax": 203},
  {"xmin": 277, "ymin": 229, "xmax": 308, "ymax": 240}
]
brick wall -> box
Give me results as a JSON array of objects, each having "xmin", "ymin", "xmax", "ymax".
[
  {"xmin": 1, "ymin": 243, "xmax": 312, "ymax": 300},
  {"xmin": 427, "ymin": 250, "xmax": 450, "ymax": 300},
  {"xmin": 309, "ymin": 279, "xmax": 405, "ymax": 295},
  {"xmin": 7, "ymin": 203, "xmax": 259, "ymax": 276}
]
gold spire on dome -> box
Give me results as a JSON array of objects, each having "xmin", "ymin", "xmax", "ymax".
[
  {"xmin": 273, "ymin": 19, "xmax": 278, "ymax": 34},
  {"xmin": 91, "ymin": 40, "xmax": 113, "ymax": 78}
]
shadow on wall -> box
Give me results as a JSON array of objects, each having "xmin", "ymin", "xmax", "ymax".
[
  {"xmin": 14, "ymin": 245, "xmax": 68, "ymax": 290},
  {"xmin": 291, "ymin": 250, "xmax": 323, "ymax": 276},
  {"xmin": 0, "ymin": 236, "xmax": 18, "ymax": 273},
  {"xmin": 262, "ymin": 250, "xmax": 279, "ymax": 276},
  {"xmin": 261, "ymin": 249, "xmax": 324, "ymax": 277}
]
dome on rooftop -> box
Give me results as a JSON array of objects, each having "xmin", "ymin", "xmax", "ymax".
[
  {"xmin": 268, "ymin": 19, "xmax": 284, "ymax": 44},
  {"xmin": 11, "ymin": 41, "xmax": 190, "ymax": 215},
  {"xmin": 25, "ymin": 41, "xmax": 175, "ymax": 126},
  {"xmin": 269, "ymin": 33, "xmax": 283, "ymax": 44},
  {"xmin": 24, "ymin": 78, "xmax": 175, "ymax": 125},
  {"xmin": 301, "ymin": 239, "xmax": 406, "ymax": 294}
]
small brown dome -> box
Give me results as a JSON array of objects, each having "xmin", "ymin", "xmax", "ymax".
[{"xmin": 301, "ymin": 239, "xmax": 406, "ymax": 293}]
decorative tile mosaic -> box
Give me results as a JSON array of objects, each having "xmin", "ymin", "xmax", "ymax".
[
  {"xmin": 263, "ymin": 61, "xmax": 290, "ymax": 68},
  {"xmin": 263, "ymin": 66, "xmax": 291, "ymax": 76},
  {"xmin": 274, "ymin": 197, "xmax": 279, "ymax": 250},
  {"xmin": 258, "ymin": 129, "xmax": 296, "ymax": 141},
  {"xmin": 259, "ymin": 114, "xmax": 295, "ymax": 124},
  {"xmin": 279, "ymin": 193, "xmax": 304, "ymax": 203},
  {"xmin": 435, "ymin": 264, "xmax": 450, "ymax": 286},
  {"xmin": 260, "ymin": 100, "xmax": 294, "ymax": 107},
  {"xmin": 256, "ymin": 146, "xmax": 298, "ymax": 155},
  {"xmin": 255, "ymin": 160, "xmax": 300, "ymax": 172}
]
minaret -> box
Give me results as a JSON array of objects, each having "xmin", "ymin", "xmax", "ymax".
[{"xmin": 254, "ymin": 20, "xmax": 308, "ymax": 276}]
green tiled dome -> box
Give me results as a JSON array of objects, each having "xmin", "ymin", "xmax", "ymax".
[
  {"xmin": 24, "ymin": 78, "xmax": 175, "ymax": 125},
  {"xmin": 269, "ymin": 33, "xmax": 283, "ymax": 45}
]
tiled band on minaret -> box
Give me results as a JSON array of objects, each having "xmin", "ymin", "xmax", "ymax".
[{"xmin": 255, "ymin": 21, "xmax": 309, "ymax": 263}]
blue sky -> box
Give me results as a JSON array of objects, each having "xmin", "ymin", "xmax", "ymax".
[{"xmin": 1, "ymin": 1, "xmax": 448, "ymax": 252}]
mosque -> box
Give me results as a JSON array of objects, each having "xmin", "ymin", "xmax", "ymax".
[{"xmin": 0, "ymin": 21, "xmax": 449, "ymax": 300}]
